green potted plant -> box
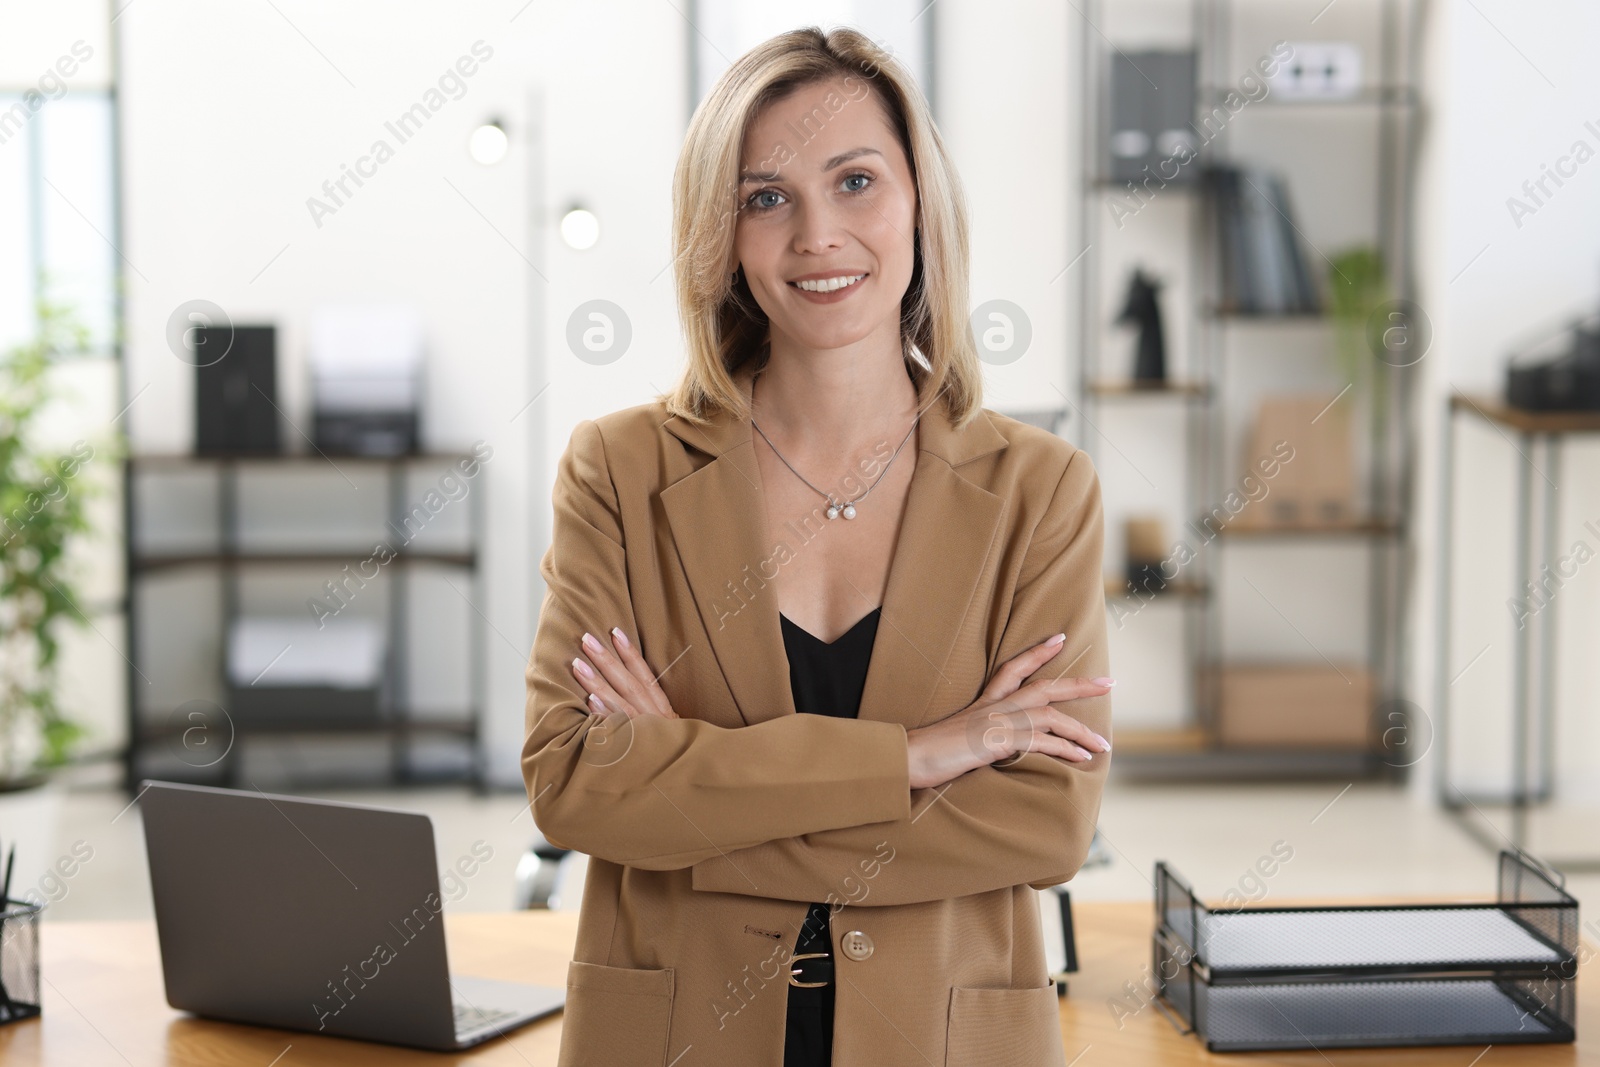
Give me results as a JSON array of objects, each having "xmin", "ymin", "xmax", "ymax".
[
  {"xmin": 0, "ymin": 295, "xmax": 103, "ymax": 797},
  {"xmin": 1326, "ymin": 246, "xmax": 1392, "ymax": 422}
]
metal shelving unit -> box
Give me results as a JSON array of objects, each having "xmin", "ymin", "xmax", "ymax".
[
  {"xmin": 123, "ymin": 453, "xmax": 488, "ymax": 792},
  {"xmin": 1076, "ymin": 0, "xmax": 1422, "ymax": 779}
]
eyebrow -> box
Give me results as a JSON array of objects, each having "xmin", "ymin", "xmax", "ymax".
[{"xmin": 738, "ymin": 147, "xmax": 883, "ymax": 185}]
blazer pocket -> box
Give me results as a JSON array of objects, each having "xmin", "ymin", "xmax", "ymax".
[
  {"xmin": 944, "ymin": 985, "xmax": 1066, "ymax": 1067},
  {"xmin": 557, "ymin": 960, "xmax": 676, "ymax": 1067}
]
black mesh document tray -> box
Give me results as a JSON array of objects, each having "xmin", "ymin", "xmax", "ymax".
[{"xmin": 1152, "ymin": 850, "xmax": 1578, "ymax": 1051}]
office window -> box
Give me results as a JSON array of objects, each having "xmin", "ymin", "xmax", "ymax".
[
  {"xmin": 0, "ymin": 86, "xmax": 126, "ymax": 756},
  {"xmin": 0, "ymin": 91, "xmax": 117, "ymax": 355}
]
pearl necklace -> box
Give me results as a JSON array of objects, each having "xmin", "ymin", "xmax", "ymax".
[{"xmin": 749, "ymin": 369, "xmax": 921, "ymax": 521}]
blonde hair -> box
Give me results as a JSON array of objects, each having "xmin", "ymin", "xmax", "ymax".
[{"xmin": 661, "ymin": 26, "xmax": 982, "ymax": 429}]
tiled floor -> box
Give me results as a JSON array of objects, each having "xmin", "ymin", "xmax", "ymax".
[{"xmin": 31, "ymin": 772, "xmax": 1597, "ymax": 924}]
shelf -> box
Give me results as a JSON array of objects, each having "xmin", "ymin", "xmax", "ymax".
[
  {"xmin": 123, "ymin": 443, "xmax": 489, "ymax": 793},
  {"xmin": 1091, "ymin": 175, "xmax": 1204, "ymax": 192},
  {"xmin": 1075, "ymin": 0, "xmax": 1419, "ymax": 788},
  {"xmin": 1198, "ymin": 86, "xmax": 1420, "ymax": 110},
  {"xmin": 132, "ymin": 550, "xmax": 475, "ymax": 573},
  {"xmin": 137, "ymin": 716, "xmax": 478, "ymax": 741},
  {"xmin": 1113, "ymin": 732, "xmax": 1392, "ymax": 781},
  {"xmin": 1451, "ymin": 393, "xmax": 1600, "ymax": 435},
  {"xmin": 1212, "ymin": 519, "xmax": 1401, "ymax": 539},
  {"xmin": 1202, "ymin": 307, "xmax": 1325, "ymax": 322},
  {"xmin": 1112, "ymin": 726, "xmax": 1211, "ymax": 755},
  {"xmin": 1087, "ymin": 380, "xmax": 1210, "ymax": 399},
  {"xmin": 1105, "ymin": 578, "xmax": 1208, "ymax": 599}
]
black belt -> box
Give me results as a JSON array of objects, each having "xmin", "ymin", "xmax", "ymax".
[{"xmin": 788, "ymin": 951, "xmax": 833, "ymax": 988}]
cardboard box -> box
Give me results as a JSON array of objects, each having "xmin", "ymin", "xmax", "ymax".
[
  {"xmin": 1215, "ymin": 664, "xmax": 1373, "ymax": 748},
  {"xmin": 1125, "ymin": 516, "xmax": 1168, "ymax": 563},
  {"xmin": 1233, "ymin": 393, "xmax": 1356, "ymax": 529}
]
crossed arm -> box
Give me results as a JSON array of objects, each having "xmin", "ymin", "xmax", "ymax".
[
  {"xmin": 689, "ymin": 450, "xmax": 1112, "ymax": 906},
  {"xmin": 521, "ymin": 420, "xmax": 1111, "ymax": 900},
  {"xmin": 521, "ymin": 419, "xmax": 914, "ymax": 870}
]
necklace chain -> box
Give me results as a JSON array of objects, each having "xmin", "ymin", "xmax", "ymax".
[{"xmin": 749, "ymin": 368, "xmax": 921, "ymax": 521}]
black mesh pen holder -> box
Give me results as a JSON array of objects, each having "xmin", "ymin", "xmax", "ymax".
[
  {"xmin": 1152, "ymin": 849, "xmax": 1577, "ymax": 1052},
  {"xmin": 0, "ymin": 897, "xmax": 43, "ymax": 1024}
]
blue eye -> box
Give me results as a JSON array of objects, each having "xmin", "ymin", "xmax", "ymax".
[
  {"xmin": 746, "ymin": 189, "xmax": 784, "ymax": 212},
  {"xmin": 743, "ymin": 171, "xmax": 873, "ymax": 214}
]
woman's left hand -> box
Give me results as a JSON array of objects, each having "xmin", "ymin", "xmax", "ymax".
[{"xmin": 571, "ymin": 628, "xmax": 679, "ymax": 720}]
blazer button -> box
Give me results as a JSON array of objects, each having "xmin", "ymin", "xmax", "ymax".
[{"xmin": 840, "ymin": 930, "xmax": 874, "ymax": 961}]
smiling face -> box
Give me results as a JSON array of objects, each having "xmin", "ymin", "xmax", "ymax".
[{"xmin": 732, "ymin": 75, "xmax": 919, "ymax": 355}]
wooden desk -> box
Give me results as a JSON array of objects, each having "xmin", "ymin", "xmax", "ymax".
[{"xmin": 1, "ymin": 903, "xmax": 1592, "ymax": 1065}]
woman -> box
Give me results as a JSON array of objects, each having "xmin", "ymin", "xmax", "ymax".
[{"xmin": 522, "ymin": 26, "xmax": 1113, "ymax": 1067}]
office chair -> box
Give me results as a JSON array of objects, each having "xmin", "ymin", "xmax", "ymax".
[
  {"xmin": 1039, "ymin": 828, "xmax": 1110, "ymax": 995},
  {"xmin": 511, "ymin": 834, "xmax": 587, "ymax": 911}
]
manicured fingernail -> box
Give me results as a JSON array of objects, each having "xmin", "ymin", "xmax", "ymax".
[
  {"xmin": 582, "ymin": 632, "xmax": 604, "ymax": 655},
  {"xmin": 611, "ymin": 626, "xmax": 630, "ymax": 649},
  {"xmin": 1093, "ymin": 677, "xmax": 1116, "ymax": 687},
  {"xmin": 572, "ymin": 657, "xmax": 594, "ymax": 679},
  {"xmin": 1096, "ymin": 734, "xmax": 1112, "ymax": 752},
  {"xmin": 1048, "ymin": 633, "xmax": 1066, "ymax": 645},
  {"xmin": 1074, "ymin": 744, "xmax": 1094, "ymax": 760},
  {"xmin": 588, "ymin": 693, "xmax": 606, "ymax": 713}
]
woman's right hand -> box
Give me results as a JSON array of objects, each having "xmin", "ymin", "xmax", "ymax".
[{"xmin": 904, "ymin": 633, "xmax": 1113, "ymax": 790}]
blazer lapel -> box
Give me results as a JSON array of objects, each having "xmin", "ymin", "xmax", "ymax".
[
  {"xmin": 857, "ymin": 445, "xmax": 1005, "ymax": 730},
  {"xmin": 660, "ymin": 419, "xmax": 791, "ymax": 728},
  {"xmin": 661, "ymin": 364, "xmax": 1009, "ymax": 732}
]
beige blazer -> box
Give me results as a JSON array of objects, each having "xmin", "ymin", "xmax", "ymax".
[{"xmin": 522, "ymin": 362, "xmax": 1112, "ymax": 1067}]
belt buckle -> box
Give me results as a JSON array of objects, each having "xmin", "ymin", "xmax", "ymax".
[{"xmin": 788, "ymin": 951, "xmax": 831, "ymax": 988}]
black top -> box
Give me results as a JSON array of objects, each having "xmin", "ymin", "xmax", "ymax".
[
  {"xmin": 779, "ymin": 606, "xmax": 882, "ymax": 981},
  {"xmin": 781, "ymin": 607, "xmax": 881, "ymax": 722}
]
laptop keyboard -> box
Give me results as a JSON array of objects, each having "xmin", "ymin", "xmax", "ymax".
[{"xmin": 453, "ymin": 999, "xmax": 517, "ymax": 1036}]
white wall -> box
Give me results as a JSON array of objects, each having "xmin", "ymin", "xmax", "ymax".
[
  {"xmin": 1411, "ymin": 0, "xmax": 1600, "ymax": 807},
  {"xmin": 937, "ymin": 0, "xmax": 1074, "ymax": 412}
]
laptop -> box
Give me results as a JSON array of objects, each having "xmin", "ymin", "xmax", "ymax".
[{"xmin": 139, "ymin": 780, "xmax": 566, "ymax": 1050}]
